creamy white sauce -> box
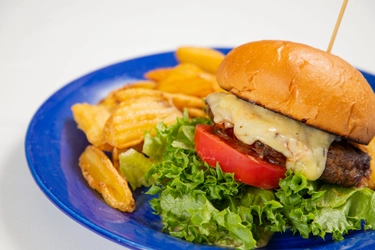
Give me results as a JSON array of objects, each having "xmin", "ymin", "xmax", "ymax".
[{"xmin": 206, "ymin": 92, "xmax": 335, "ymax": 180}]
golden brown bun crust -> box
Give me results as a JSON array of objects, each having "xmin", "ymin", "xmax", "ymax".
[{"xmin": 217, "ymin": 40, "xmax": 375, "ymax": 144}]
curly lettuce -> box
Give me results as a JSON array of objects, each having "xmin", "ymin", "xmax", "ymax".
[
  {"xmin": 141, "ymin": 113, "xmax": 375, "ymax": 249},
  {"xmin": 277, "ymin": 172, "xmax": 375, "ymax": 241}
]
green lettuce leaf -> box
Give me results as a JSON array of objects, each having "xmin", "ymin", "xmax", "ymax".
[
  {"xmin": 143, "ymin": 113, "xmax": 375, "ymax": 249},
  {"xmin": 119, "ymin": 148, "xmax": 153, "ymax": 190},
  {"xmin": 276, "ymin": 170, "xmax": 375, "ymax": 241},
  {"xmin": 144, "ymin": 114, "xmax": 286, "ymax": 249}
]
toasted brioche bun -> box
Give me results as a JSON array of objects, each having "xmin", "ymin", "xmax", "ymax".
[{"xmin": 217, "ymin": 40, "xmax": 375, "ymax": 144}]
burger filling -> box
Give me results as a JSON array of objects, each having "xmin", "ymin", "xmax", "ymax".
[{"xmin": 206, "ymin": 92, "xmax": 371, "ymax": 186}]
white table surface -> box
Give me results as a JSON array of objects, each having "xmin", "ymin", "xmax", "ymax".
[{"xmin": 1, "ymin": 0, "xmax": 375, "ymax": 249}]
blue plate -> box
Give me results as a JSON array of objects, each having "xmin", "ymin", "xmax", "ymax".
[{"xmin": 25, "ymin": 49, "xmax": 375, "ymax": 250}]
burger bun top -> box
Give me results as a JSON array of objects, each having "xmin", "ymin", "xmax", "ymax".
[{"xmin": 216, "ymin": 40, "xmax": 375, "ymax": 145}]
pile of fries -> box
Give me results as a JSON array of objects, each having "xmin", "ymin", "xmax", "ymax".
[{"xmin": 71, "ymin": 47, "xmax": 225, "ymax": 212}]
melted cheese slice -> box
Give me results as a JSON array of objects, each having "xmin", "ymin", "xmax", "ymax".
[{"xmin": 206, "ymin": 92, "xmax": 335, "ymax": 181}]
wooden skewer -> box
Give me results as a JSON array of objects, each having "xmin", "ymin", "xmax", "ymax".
[{"xmin": 327, "ymin": 0, "xmax": 349, "ymax": 53}]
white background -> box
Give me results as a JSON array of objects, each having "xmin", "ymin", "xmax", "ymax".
[{"xmin": 1, "ymin": 0, "xmax": 375, "ymax": 249}]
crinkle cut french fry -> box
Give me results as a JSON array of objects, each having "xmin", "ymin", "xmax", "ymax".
[
  {"xmin": 79, "ymin": 145, "xmax": 135, "ymax": 212},
  {"xmin": 175, "ymin": 46, "xmax": 225, "ymax": 73},
  {"xmin": 115, "ymin": 88, "xmax": 166, "ymax": 103},
  {"xmin": 125, "ymin": 80, "xmax": 157, "ymax": 89},
  {"xmin": 115, "ymin": 88, "xmax": 205, "ymax": 111},
  {"xmin": 144, "ymin": 67, "xmax": 173, "ymax": 82},
  {"xmin": 166, "ymin": 92, "xmax": 205, "ymax": 110},
  {"xmin": 99, "ymin": 80, "xmax": 157, "ymax": 112},
  {"xmin": 104, "ymin": 96, "xmax": 182, "ymax": 149},
  {"xmin": 156, "ymin": 63, "xmax": 216, "ymax": 98},
  {"xmin": 112, "ymin": 147, "xmax": 125, "ymax": 169},
  {"xmin": 186, "ymin": 108, "xmax": 207, "ymax": 118},
  {"xmin": 71, "ymin": 103, "xmax": 112, "ymax": 151},
  {"xmin": 98, "ymin": 92, "xmax": 118, "ymax": 113}
]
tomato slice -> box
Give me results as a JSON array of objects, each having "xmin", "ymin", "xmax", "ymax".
[{"xmin": 194, "ymin": 124, "xmax": 286, "ymax": 189}]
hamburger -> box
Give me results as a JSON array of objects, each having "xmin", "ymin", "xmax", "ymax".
[
  {"xmin": 195, "ymin": 40, "xmax": 375, "ymax": 190},
  {"xmin": 145, "ymin": 40, "xmax": 375, "ymax": 249}
]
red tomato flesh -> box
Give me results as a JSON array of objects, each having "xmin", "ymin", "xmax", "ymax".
[{"xmin": 194, "ymin": 124, "xmax": 286, "ymax": 189}]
